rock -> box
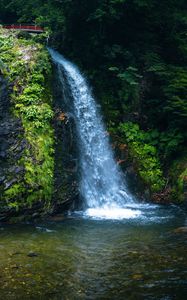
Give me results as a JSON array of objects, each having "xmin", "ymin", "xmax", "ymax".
[
  {"xmin": 53, "ymin": 95, "xmax": 79, "ymax": 210},
  {"xmin": 11, "ymin": 264, "xmax": 20, "ymax": 269},
  {"xmin": 4, "ymin": 179, "xmax": 16, "ymax": 190},
  {"xmin": 0, "ymin": 151, "xmax": 6, "ymax": 158},
  {"xmin": 0, "ymin": 139, "xmax": 9, "ymax": 150},
  {"xmin": 48, "ymin": 214, "xmax": 65, "ymax": 222},
  {"xmin": 0, "ymin": 176, "xmax": 5, "ymax": 184},
  {"xmin": 8, "ymin": 166, "xmax": 20, "ymax": 173},
  {"xmin": 27, "ymin": 251, "xmax": 38, "ymax": 257},
  {"xmin": 0, "ymin": 127, "xmax": 10, "ymax": 136},
  {"xmin": 32, "ymin": 212, "xmax": 40, "ymax": 218},
  {"xmin": 132, "ymin": 274, "xmax": 143, "ymax": 280},
  {"xmin": 173, "ymin": 227, "xmax": 187, "ymax": 234}
]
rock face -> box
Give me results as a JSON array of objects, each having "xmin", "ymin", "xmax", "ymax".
[
  {"xmin": 0, "ymin": 30, "xmax": 80, "ymax": 222},
  {"xmin": 0, "ymin": 76, "xmax": 26, "ymax": 220},
  {"xmin": 0, "ymin": 30, "xmax": 55, "ymax": 221},
  {"xmin": 0, "ymin": 86, "xmax": 79, "ymax": 221},
  {"xmin": 52, "ymin": 75, "xmax": 80, "ymax": 213}
]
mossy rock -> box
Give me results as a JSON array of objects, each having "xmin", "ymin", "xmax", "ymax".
[
  {"xmin": 169, "ymin": 152, "xmax": 187, "ymax": 203},
  {"xmin": 0, "ymin": 28, "xmax": 54, "ymax": 217}
]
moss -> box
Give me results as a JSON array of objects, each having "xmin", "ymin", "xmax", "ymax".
[
  {"xmin": 4, "ymin": 184, "xmax": 26, "ymax": 208},
  {"xmin": 0, "ymin": 28, "xmax": 54, "ymax": 211}
]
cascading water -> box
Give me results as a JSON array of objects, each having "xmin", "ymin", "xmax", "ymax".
[{"xmin": 49, "ymin": 48, "xmax": 142, "ymax": 219}]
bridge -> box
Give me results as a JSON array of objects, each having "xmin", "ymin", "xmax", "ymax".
[{"xmin": 3, "ymin": 24, "xmax": 44, "ymax": 33}]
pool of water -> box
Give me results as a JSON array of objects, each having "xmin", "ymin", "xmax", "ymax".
[{"xmin": 0, "ymin": 205, "xmax": 187, "ymax": 299}]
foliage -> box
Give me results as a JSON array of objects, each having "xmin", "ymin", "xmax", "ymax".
[
  {"xmin": 144, "ymin": 129, "xmax": 184, "ymax": 160},
  {"xmin": 119, "ymin": 122, "xmax": 165, "ymax": 192},
  {"xmin": 169, "ymin": 154, "xmax": 187, "ymax": 202},
  {"xmin": 109, "ymin": 66, "xmax": 142, "ymax": 113},
  {"xmin": 4, "ymin": 184, "xmax": 26, "ymax": 210},
  {"xmin": 121, "ymin": 121, "xmax": 184, "ymax": 160}
]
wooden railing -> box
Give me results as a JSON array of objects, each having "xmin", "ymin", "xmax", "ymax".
[{"xmin": 2, "ymin": 24, "xmax": 44, "ymax": 33}]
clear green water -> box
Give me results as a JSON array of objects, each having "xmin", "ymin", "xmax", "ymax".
[{"xmin": 0, "ymin": 205, "xmax": 187, "ymax": 300}]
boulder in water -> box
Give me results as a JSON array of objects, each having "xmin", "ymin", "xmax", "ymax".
[{"xmin": 173, "ymin": 227, "xmax": 187, "ymax": 234}]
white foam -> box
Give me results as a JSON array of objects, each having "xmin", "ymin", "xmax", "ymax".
[{"xmin": 84, "ymin": 207, "xmax": 142, "ymax": 220}]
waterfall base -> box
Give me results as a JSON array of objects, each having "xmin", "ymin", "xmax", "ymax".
[
  {"xmin": 72, "ymin": 203, "xmax": 176, "ymax": 223},
  {"xmin": 84, "ymin": 207, "xmax": 142, "ymax": 220}
]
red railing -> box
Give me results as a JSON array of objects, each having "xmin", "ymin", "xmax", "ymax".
[{"xmin": 3, "ymin": 24, "xmax": 44, "ymax": 32}]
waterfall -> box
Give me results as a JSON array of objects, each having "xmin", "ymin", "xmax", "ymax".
[{"xmin": 49, "ymin": 48, "xmax": 141, "ymax": 219}]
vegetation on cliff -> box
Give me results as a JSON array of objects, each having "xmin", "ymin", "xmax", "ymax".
[{"xmin": 0, "ymin": 28, "xmax": 54, "ymax": 216}]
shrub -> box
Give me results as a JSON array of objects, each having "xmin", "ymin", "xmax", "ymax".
[{"xmin": 119, "ymin": 122, "xmax": 165, "ymax": 192}]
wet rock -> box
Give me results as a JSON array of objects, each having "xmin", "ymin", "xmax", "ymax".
[
  {"xmin": 0, "ymin": 151, "xmax": 6, "ymax": 158},
  {"xmin": 11, "ymin": 264, "xmax": 20, "ymax": 269},
  {"xmin": 0, "ymin": 74, "xmax": 26, "ymax": 221},
  {"xmin": 0, "ymin": 126, "xmax": 10, "ymax": 136},
  {"xmin": 53, "ymin": 81, "xmax": 80, "ymax": 211},
  {"xmin": 36, "ymin": 226, "xmax": 55, "ymax": 233},
  {"xmin": 132, "ymin": 274, "xmax": 143, "ymax": 280},
  {"xmin": 0, "ymin": 176, "xmax": 5, "ymax": 184},
  {"xmin": 27, "ymin": 251, "xmax": 39, "ymax": 257},
  {"xmin": 48, "ymin": 214, "xmax": 65, "ymax": 222},
  {"xmin": 32, "ymin": 212, "xmax": 40, "ymax": 218},
  {"xmin": 8, "ymin": 165, "xmax": 24, "ymax": 175},
  {"xmin": 0, "ymin": 139, "xmax": 9, "ymax": 150},
  {"xmin": 4, "ymin": 179, "xmax": 17, "ymax": 190}
]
